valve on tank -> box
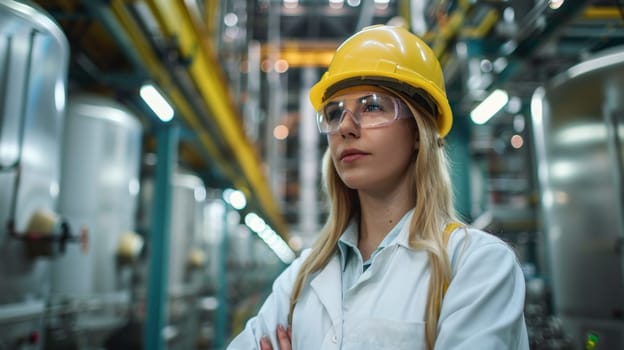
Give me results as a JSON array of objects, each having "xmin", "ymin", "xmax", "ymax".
[
  {"xmin": 187, "ymin": 248, "xmax": 206, "ymax": 269},
  {"xmin": 6, "ymin": 209, "xmax": 89, "ymax": 258},
  {"xmin": 116, "ymin": 230, "xmax": 144, "ymax": 264}
]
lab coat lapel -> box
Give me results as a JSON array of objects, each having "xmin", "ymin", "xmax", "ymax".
[{"xmin": 310, "ymin": 253, "xmax": 342, "ymax": 324}]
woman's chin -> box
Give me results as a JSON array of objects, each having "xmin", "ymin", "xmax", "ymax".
[{"xmin": 339, "ymin": 176, "xmax": 376, "ymax": 191}]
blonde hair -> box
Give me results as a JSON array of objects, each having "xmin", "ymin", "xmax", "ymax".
[{"xmin": 287, "ymin": 92, "xmax": 460, "ymax": 350}]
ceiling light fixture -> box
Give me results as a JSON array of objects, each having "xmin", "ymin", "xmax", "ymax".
[
  {"xmin": 140, "ymin": 84, "xmax": 174, "ymax": 122},
  {"xmin": 329, "ymin": 0, "xmax": 344, "ymax": 9},
  {"xmin": 549, "ymin": 0, "xmax": 565, "ymax": 10},
  {"xmin": 245, "ymin": 212, "xmax": 295, "ymax": 263},
  {"xmin": 470, "ymin": 89, "xmax": 509, "ymax": 125},
  {"xmin": 284, "ymin": 0, "xmax": 299, "ymax": 9}
]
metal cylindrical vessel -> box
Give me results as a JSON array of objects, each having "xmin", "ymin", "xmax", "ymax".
[
  {"xmin": 139, "ymin": 168, "xmax": 207, "ymax": 349},
  {"xmin": 47, "ymin": 94, "xmax": 142, "ymax": 346},
  {"xmin": 168, "ymin": 171, "xmax": 206, "ymax": 293},
  {"xmin": 0, "ymin": 0, "xmax": 68, "ymax": 345},
  {"xmin": 52, "ymin": 94, "xmax": 143, "ymax": 298},
  {"xmin": 531, "ymin": 47, "xmax": 624, "ymax": 348}
]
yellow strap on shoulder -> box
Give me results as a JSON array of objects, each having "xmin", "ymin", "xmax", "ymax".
[{"xmin": 442, "ymin": 222, "xmax": 461, "ymax": 246}]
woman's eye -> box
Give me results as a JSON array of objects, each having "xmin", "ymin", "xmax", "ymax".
[
  {"xmin": 362, "ymin": 102, "xmax": 382, "ymax": 113},
  {"xmin": 326, "ymin": 108, "xmax": 343, "ymax": 122}
]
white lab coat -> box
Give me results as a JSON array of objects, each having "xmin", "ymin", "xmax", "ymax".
[{"xmin": 227, "ymin": 224, "xmax": 529, "ymax": 349}]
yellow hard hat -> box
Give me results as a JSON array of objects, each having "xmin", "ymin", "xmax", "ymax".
[{"xmin": 309, "ymin": 25, "xmax": 453, "ymax": 137}]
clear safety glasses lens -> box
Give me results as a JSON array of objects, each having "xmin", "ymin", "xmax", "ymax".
[{"xmin": 316, "ymin": 93, "xmax": 407, "ymax": 134}]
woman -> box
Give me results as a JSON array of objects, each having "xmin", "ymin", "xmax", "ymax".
[{"xmin": 228, "ymin": 25, "xmax": 528, "ymax": 350}]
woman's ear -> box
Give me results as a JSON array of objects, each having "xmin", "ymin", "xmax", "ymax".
[{"xmin": 413, "ymin": 128, "xmax": 420, "ymax": 151}]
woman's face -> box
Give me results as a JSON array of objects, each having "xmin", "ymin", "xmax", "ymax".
[{"xmin": 324, "ymin": 86, "xmax": 419, "ymax": 194}]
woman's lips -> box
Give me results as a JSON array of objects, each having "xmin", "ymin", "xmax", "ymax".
[{"xmin": 340, "ymin": 149, "xmax": 369, "ymax": 162}]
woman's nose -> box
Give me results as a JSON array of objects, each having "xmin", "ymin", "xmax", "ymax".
[{"xmin": 337, "ymin": 110, "xmax": 360, "ymax": 137}]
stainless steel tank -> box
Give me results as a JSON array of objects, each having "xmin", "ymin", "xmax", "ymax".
[
  {"xmin": 49, "ymin": 94, "xmax": 142, "ymax": 343},
  {"xmin": 52, "ymin": 94, "xmax": 143, "ymax": 297},
  {"xmin": 168, "ymin": 171, "xmax": 207, "ymax": 293},
  {"xmin": 139, "ymin": 168, "xmax": 207, "ymax": 349},
  {"xmin": 0, "ymin": 0, "xmax": 68, "ymax": 346},
  {"xmin": 531, "ymin": 46, "xmax": 624, "ymax": 349}
]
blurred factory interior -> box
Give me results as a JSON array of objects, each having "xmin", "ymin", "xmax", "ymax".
[{"xmin": 1, "ymin": 0, "xmax": 623, "ymax": 349}]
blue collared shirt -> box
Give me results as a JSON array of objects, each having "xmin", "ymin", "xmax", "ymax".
[{"xmin": 337, "ymin": 209, "xmax": 414, "ymax": 295}]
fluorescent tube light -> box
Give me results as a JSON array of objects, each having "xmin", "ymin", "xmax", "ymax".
[
  {"xmin": 470, "ymin": 89, "xmax": 509, "ymax": 125},
  {"xmin": 140, "ymin": 84, "xmax": 174, "ymax": 122},
  {"xmin": 223, "ymin": 188, "xmax": 247, "ymax": 210},
  {"xmin": 284, "ymin": 0, "xmax": 299, "ymax": 8},
  {"xmin": 244, "ymin": 212, "xmax": 295, "ymax": 263},
  {"xmin": 549, "ymin": 0, "xmax": 564, "ymax": 10}
]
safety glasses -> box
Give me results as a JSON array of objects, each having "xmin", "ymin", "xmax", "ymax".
[{"xmin": 316, "ymin": 92, "xmax": 410, "ymax": 134}]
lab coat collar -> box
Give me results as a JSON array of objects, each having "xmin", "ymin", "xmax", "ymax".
[{"xmin": 310, "ymin": 253, "xmax": 343, "ymax": 325}]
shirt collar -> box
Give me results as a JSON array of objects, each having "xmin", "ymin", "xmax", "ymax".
[{"xmin": 337, "ymin": 208, "xmax": 415, "ymax": 271}]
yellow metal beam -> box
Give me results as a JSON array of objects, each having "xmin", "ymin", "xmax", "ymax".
[
  {"xmin": 260, "ymin": 41, "xmax": 337, "ymax": 68},
  {"xmin": 142, "ymin": 0, "xmax": 287, "ymax": 236},
  {"xmin": 426, "ymin": 1, "xmax": 476, "ymax": 58},
  {"xmin": 432, "ymin": 9, "xmax": 465, "ymax": 57},
  {"xmin": 279, "ymin": 49, "xmax": 335, "ymax": 67},
  {"xmin": 399, "ymin": 0, "xmax": 411, "ymax": 31},
  {"xmin": 203, "ymin": 0, "xmax": 219, "ymax": 47},
  {"xmin": 461, "ymin": 9, "xmax": 499, "ymax": 38},
  {"xmin": 582, "ymin": 6, "xmax": 622, "ymax": 20}
]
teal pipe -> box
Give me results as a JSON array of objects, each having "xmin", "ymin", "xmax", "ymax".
[
  {"xmin": 81, "ymin": 0, "xmax": 147, "ymax": 76},
  {"xmin": 144, "ymin": 124, "xmax": 178, "ymax": 350}
]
